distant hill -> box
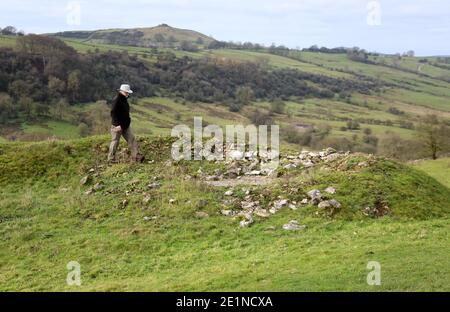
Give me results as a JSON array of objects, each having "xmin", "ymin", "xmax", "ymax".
[{"xmin": 50, "ymin": 24, "xmax": 215, "ymax": 48}]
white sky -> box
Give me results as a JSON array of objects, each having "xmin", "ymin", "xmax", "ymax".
[{"xmin": 0, "ymin": 0, "xmax": 449, "ymax": 56}]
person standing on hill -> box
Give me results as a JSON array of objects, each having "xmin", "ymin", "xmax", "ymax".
[{"xmin": 108, "ymin": 84, "xmax": 141, "ymax": 163}]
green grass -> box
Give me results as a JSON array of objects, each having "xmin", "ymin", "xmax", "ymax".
[
  {"xmin": 413, "ymin": 157, "xmax": 450, "ymax": 188},
  {"xmin": 0, "ymin": 137, "xmax": 449, "ymax": 291},
  {"xmin": 22, "ymin": 121, "xmax": 80, "ymax": 140},
  {"xmin": 0, "ymin": 35, "xmax": 16, "ymax": 48}
]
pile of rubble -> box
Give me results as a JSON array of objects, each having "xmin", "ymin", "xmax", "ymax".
[
  {"xmin": 203, "ymin": 147, "xmax": 350, "ymax": 182},
  {"xmin": 220, "ymin": 185, "xmax": 342, "ymax": 229}
]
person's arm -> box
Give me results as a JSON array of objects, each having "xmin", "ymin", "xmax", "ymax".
[{"xmin": 110, "ymin": 97, "xmax": 123, "ymax": 132}]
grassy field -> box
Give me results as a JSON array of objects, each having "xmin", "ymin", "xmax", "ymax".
[
  {"xmin": 413, "ymin": 157, "xmax": 450, "ymax": 188},
  {"xmin": 0, "ymin": 137, "xmax": 449, "ymax": 291}
]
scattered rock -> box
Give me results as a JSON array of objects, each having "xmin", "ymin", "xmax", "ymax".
[
  {"xmin": 254, "ymin": 208, "xmax": 270, "ymax": 218},
  {"xmin": 224, "ymin": 190, "xmax": 234, "ymax": 196},
  {"xmin": 274, "ymin": 199, "xmax": 288, "ymax": 209},
  {"xmin": 221, "ymin": 210, "xmax": 235, "ymax": 216},
  {"xmin": 269, "ymin": 199, "xmax": 289, "ymax": 214},
  {"xmin": 363, "ymin": 201, "xmax": 390, "ymax": 218},
  {"xmin": 300, "ymin": 198, "xmax": 309, "ymax": 205},
  {"xmin": 325, "ymin": 187, "xmax": 336, "ymax": 194},
  {"xmin": 195, "ymin": 211, "xmax": 209, "ymax": 218},
  {"xmin": 80, "ymin": 175, "xmax": 91, "ymax": 186},
  {"xmin": 169, "ymin": 198, "xmax": 176, "ymax": 204},
  {"xmin": 318, "ymin": 199, "xmax": 341, "ymax": 210},
  {"xmin": 283, "ymin": 164, "xmax": 297, "ymax": 170},
  {"xmin": 229, "ymin": 150, "xmax": 244, "ymax": 160},
  {"xmin": 282, "ymin": 220, "xmax": 306, "ymax": 231},
  {"xmin": 143, "ymin": 216, "xmax": 157, "ymax": 221},
  {"xmin": 329, "ymin": 199, "xmax": 341, "ymax": 209},
  {"xmin": 142, "ymin": 195, "xmax": 152, "ymax": 204},
  {"xmin": 318, "ymin": 200, "xmax": 332, "ymax": 209},
  {"xmin": 239, "ymin": 214, "xmax": 253, "ymax": 227},
  {"xmin": 93, "ymin": 182, "xmax": 103, "ymax": 192},
  {"xmin": 307, "ymin": 189, "xmax": 322, "ymax": 204},
  {"xmin": 121, "ymin": 199, "xmax": 128, "ymax": 209},
  {"xmin": 147, "ymin": 182, "xmax": 161, "ymax": 189}
]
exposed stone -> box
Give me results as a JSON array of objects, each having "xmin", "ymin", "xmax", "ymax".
[
  {"xmin": 318, "ymin": 199, "xmax": 341, "ymax": 210},
  {"xmin": 325, "ymin": 187, "xmax": 336, "ymax": 194},
  {"xmin": 147, "ymin": 182, "xmax": 161, "ymax": 189},
  {"xmin": 239, "ymin": 214, "xmax": 254, "ymax": 227},
  {"xmin": 282, "ymin": 220, "xmax": 306, "ymax": 231},
  {"xmin": 121, "ymin": 199, "xmax": 128, "ymax": 208},
  {"xmin": 318, "ymin": 200, "xmax": 332, "ymax": 209},
  {"xmin": 224, "ymin": 190, "xmax": 234, "ymax": 196},
  {"xmin": 93, "ymin": 182, "xmax": 104, "ymax": 191},
  {"xmin": 221, "ymin": 210, "xmax": 235, "ymax": 216},
  {"xmin": 301, "ymin": 198, "xmax": 309, "ymax": 205},
  {"xmin": 274, "ymin": 199, "xmax": 288, "ymax": 209},
  {"xmin": 254, "ymin": 208, "xmax": 271, "ymax": 218},
  {"xmin": 169, "ymin": 198, "xmax": 176, "ymax": 204},
  {"xmin": 195, "ymin": 211, "xmax": 209, "ymax": 218},
  {"xmin": 229, "ymin": 150, "xmax": 244, "ymax": 160},
  {"xmin": 283, "ymin": 164, "xmax": 297, "ymax": 170},
  {"xmin": 142, "ymin": 195, "xmax": 152, "ymax": 204},
  {"xmin": 329, "ymin": 199, "xmax": 341, "ymax": 209},
  {"xmin": 301, "ymin": 160, "xmax": 314, "ymax": 168},
  {"xmin": 241, "ymin": 200, "xmax": 258, "ymax": 210},
  {"xmin": 307, "ymin": 189, "xmax": 322, "ymax": 204},
  {"xmin": 80, "ymin": 175, "xmax": 91, "ymax": 186}
]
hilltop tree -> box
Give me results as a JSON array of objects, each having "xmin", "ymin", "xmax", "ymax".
[
  {"xmin": 404, "ymin": 50, "xmax": 415, "ymax": 57},
  {"xmin": 1, "ymin": 26, "xmax": 17, "ymax": 35}
]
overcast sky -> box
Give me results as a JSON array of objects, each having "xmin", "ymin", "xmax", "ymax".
[{"xmin": 0, "ymin": 0, "xmax": 449, "ymax": 56}]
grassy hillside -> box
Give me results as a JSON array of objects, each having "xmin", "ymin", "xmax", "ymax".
[
  {"xmin": 1, "ymin": 33, "xmax": 448, "ymax": 149},
  {"xmin": 0, "ymin": 137, "xmax": 449, "ymax": 291},
  {"xmin": 51, "ymin": 24, "xmax": 214, "ymax": 48}
]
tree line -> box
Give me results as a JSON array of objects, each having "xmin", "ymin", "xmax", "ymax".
[{"xmin": 0, "ymin": 34, "xmax": 383, "ymax": 124}]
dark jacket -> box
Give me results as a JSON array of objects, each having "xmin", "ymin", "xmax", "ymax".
[{"xmin": 111, "ymin": 93, "xmax": 131, "ymax": 130}]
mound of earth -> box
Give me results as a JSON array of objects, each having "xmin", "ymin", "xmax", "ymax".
[{"xmin": 1, "ymin": 137, "xmax": 448, "ymax": 223}]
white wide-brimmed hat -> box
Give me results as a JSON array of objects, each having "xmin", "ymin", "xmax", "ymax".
[{"xmin": 118, "ymin": 84, "xmax": 133, "ymax": 94}]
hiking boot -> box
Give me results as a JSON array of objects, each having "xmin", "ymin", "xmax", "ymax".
[{"xmin": 134, "ymin": 154, "xmax": 145, "ymax": 163}]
